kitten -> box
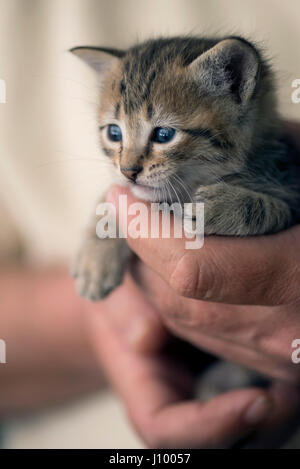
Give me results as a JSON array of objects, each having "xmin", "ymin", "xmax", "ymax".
[{"xmin": 71, "ymin": 36, "xmax": 300, "ymax": 301}]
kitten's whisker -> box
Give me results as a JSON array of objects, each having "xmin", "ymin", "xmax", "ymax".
[
  {"xmin": 167, "ymin": 179, "xmax": 176, "ymax": 204},
  {"xmin": 172, "ymin": 174, "xmax": 193, "ymax": 203},
  {"xmin": 163, "ymin": 185, "xmax": 168, "ymax": 205},
  {"xmin": 164, "ymin": 180, "xmax": 173, "ymax": 204},
  {"xmin": 164, "ymin": 182, "xmax": 168, "ymax": 203},
  {"xmin": 169, "ymin": 174, "xmax": 186, "ymax": 201},
  {"xmin": 168, "ymin": 178, "xmax": 182, "ymax": 207},
  {"xmin": 170, "ymin": 176, "xmax": 185, "ymax": 203}
]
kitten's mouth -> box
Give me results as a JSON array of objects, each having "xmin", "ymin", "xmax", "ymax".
[{"xmin": 129, "ymin": 181, "xmax": 165, "ymax": 202}]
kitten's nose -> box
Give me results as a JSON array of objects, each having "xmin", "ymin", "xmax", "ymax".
[{"xmin": 120, "ymin": 166, "xmax": 142, "ymax": 182}]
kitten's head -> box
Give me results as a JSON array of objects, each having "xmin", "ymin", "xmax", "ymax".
[{"xmin": 71, "ymin": 37, "xmax": 276, "ymax": 202}]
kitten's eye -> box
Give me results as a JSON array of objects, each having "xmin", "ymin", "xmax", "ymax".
[
  {"xmin": 152, "ymin": 127, "xmax": 176, "ymax": 144},
  {"xmin": 107, "ymin": 124, "xmax": 122, "ymax": 142}
]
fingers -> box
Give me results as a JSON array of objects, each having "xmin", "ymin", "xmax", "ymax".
[
  {"xmin": 136, "ymin": 390, "xmax": 273, "ymax": 449},
  {"xmin": 87, "ymin": 293, "xmax": 275, "ymax": 449},
  {"xmin": 107, "ymin": 185, "xmax": 300, "ymax": 306},
  {"xmin": 236, "ymin": 381, "xmax": 300, "ymax": 448}
]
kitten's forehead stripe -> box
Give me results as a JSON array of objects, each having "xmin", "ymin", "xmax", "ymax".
[
  {"xmin": 145, "ymin": 140, "xmax": 152, "ymax": 157},
  {"xmin": 182, "ymin": 128, "xmax": 233, "ymax": 149},
  {"xmin": 115, "ymin": 103, "xmax": 120, "ymax": 119},
  {"xmin": 147, "ymin": 104, "xmax": 153, "ymax": 120},
  {"xmin": 120, "ymin": 80, "xmax": 126, "ymax": 95},
  {"xmin": 117, "ymin": 37, "xmax": 222, "ymax": 116}
]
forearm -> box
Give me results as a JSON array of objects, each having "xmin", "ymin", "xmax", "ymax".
[{"xmin": 0, "ymin": 268, "xmax": 105, "ymax": 416}]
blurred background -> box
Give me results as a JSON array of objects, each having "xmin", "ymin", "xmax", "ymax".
[{"xmin": 0, "ymin": 0, "xmax": 299, "ymax": 449}]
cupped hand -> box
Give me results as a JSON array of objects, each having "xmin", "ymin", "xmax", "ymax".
[
  {"xmin": 85, "ymin": 275, "xmax": 300, "ymax": 448},
  {"xmin": 100, "ymin": 184, "xmax": 300, "ymax": 447},
  {"xmin": 108, "ymin": 186, "xmax": 300, "ymax": 385}
]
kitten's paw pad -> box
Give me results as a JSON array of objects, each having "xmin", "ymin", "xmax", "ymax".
[{"xmin": 72, "ymin": 241, "xmax": 126, "ymax": 301}]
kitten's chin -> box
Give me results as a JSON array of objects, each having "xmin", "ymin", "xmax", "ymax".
[{"xmin": 130, "ymin": 184, "xmax": 164, "ymax": 202}]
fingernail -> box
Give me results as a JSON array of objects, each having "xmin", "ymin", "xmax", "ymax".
[{"xmin": 244, "ymin": 396, "xmax": 273, "ymax": 425}]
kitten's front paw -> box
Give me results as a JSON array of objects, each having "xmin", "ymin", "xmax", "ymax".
[
  {"xmin": 194, "ymin": 184, "xmax": 237, "ymax": 235},
  {"xmin": 72, "ymin": 238, "xmax": 131, "ymax": 301}
]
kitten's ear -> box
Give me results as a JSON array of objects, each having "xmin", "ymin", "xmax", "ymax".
[
  {"xmin": 188, "ymin": 38, "xmax": 260, "ymax": 103},
  {"xmin": 70, "ymin": 46, "xmax": 125, "ymax": 74}
]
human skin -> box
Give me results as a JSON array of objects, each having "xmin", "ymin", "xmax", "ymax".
[
  {"xmin": 0, "ymin": 268, "xmax": 105, "ymax": 415},
  {"xmin": 109, "ymin": 185, "xmax": 300, "ymax": 381},
  {"xmin": 86, "ymin": 269, "xmax": 300, "ymax": 449},
  {"xmin": 0, "ymin": 256, "xmax": 297, "ymax": 447},
  {"xmin": 90, "ymin": 172, "xmax": 300, "ymax": 448}
]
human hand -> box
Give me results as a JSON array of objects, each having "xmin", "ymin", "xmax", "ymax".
[
  {"xmin": 108, "ymin": 185, "xmax": 300, "ymax": 381},
  {"xmin": 85, "ymin": 271, "xmax": 300, "ymax": 448},
  {"xmin": 104, "ymin": 184, "xmax": 300, "ymax": 447}
]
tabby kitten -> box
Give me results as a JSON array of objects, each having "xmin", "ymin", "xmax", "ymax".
[{"xmin": 71, "ymin": 36, "xmax": 300, "ymax": 300}]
